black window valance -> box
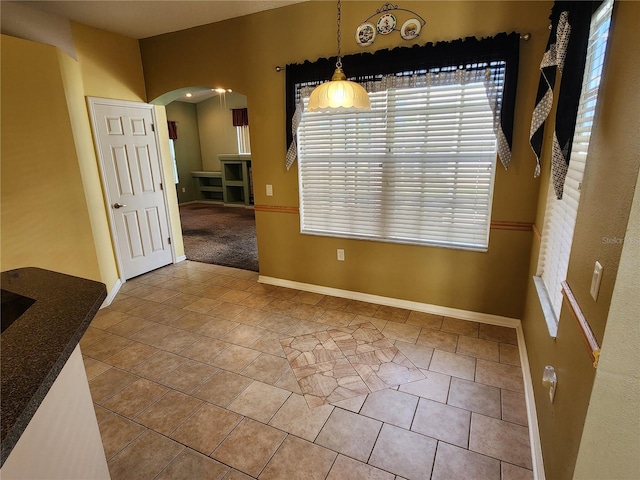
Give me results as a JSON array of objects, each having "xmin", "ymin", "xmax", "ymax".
[{"xmin": 285, "ymin": 32, "xmax": 521, "ymax": 154}]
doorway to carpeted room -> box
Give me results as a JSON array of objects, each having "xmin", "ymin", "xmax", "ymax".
[{"xmin": 179, "ymin": 203, "xmax": 259, "ymax": 272}]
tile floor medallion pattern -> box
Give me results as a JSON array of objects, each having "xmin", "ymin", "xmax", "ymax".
[{"xmin": 82, "ymin": 261, "xmax": 534, "ymax": 479}]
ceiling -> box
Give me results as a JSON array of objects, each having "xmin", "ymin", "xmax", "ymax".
[{"xmin": 18, "ymin": 0, "xmax": 308, "ymax": 40}]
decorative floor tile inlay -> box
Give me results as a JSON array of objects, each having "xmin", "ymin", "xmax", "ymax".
[{"xmin": 281, "ymin": 322, "xmax": 424, "ymax": 407}]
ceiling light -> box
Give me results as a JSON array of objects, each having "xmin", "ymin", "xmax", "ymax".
[
  {"xmin": 226, "ymin": 89, "xmax": 233, "ymax": 93},
  {"xmin": 307, "ymin": 0, "xmax": 370, "ymax": 112},
  {"xmin": 185, "ymin": 93, "xmax": 193, "ymax": 98},
  {"xmin": 214, "ymin": 88, "xmax": 226, "ymax": 93}
]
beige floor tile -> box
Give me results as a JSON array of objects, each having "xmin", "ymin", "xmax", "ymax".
[
  {"xmin": 469, "ymin": 413, "xmax": 532, "ymax": 469},
  {"xmin": 263, "ymin": 298, "xmax": 299, "ymax": 316},
  {"xmin": 160, "ymin": 360, "xmax": 219, "ymax": 394},
  {"xmin": 442, "ymin": 317, "xmax": 480, "ymax": 337},
  {"xmin": 107, "ymin": 430, "xmax": 184, "ymax": 480},
  {"xmin": 394, "ymin": 341, "xmax": 434, "ymax": 369},
  {"xmin": 210, "ymin": 344, "xmax": 261, "ymax": 373},
  {"xmin": 91, "ymin": 310, "xmax": 130, "ymax": 330},
  {"xmin": 109, "ymin": 296, "xmax": 148, "ymax": 313},
  {"xmin": 292, "ymin": 290, "xmax": 325, "ymax": 305},
  {"xmin": 143, "ymin": 287, "xmax": 180, "ymax": 303},
  {"xmin": 269, "ymin": 393, "xmax": 334, "ymax": 441},
  {"xmin": 170, "ymin": 403, "xmax": 243, "ymax": 455},
  {"xmin": 156, "ymin": 449, "xmax": 229, "ymax": 480},
  {"xmin": 104, "ymin": 342, "xmax": 159, "ymax": 370},
  {"xmin": 501, "ymin": 462, "xmax": 534, "ymax": 480},
  {"xmin": 179, "ymin": 337, "xmax": 230, "ymax": 365},
  {"xmin": 212, "ymin": 418, "xmax": 287, "ymax": 478},
  {"xmin": 348, "ymin": 347, "xmax": 425, "ymax": 391},
  {"xmin": 147, "ymin": 305, "xmax": 188, "ymax": 325},
  {"xmin": 184, "ymin": 297, "xmax": 223, "ymax": 314},
  {"xmin": 431, "ymin": 441, "xmax": 500, "ymax": 480},
  {"xmin": 94, "ymin": 404, "xmax": 113, "ymax": 424},
  {"xmin": 162, "ymin": 293, "xmax": 201, "ymax": 309},
  {"xmin": 328, "ymin": 323, "xmax": 394, "ymax": 356},
  {"xmin": 479, "ymin": 324, "xmax": 518, "ymax": 345},
  {"xmin": 281, "ymin": 331, "xmax": 344, "ymax": 368},
  {"xmin": 227, "ymin": 380, "xmax": 291, "ymax": 423},
  {"xmin": 260, "ymin": 435, "xmax": 336, "ymax": 480},
  {"xmin": 103, "ymin": 378, "xmax": 169, "ymax": 418},
  {"xmin": 127, "ymin": 301, "xmax": 169, "ymax": 319},
  {"xmin": 317, "ymin": 295, "xmax": 351, "ymax": 310},
  {"xmin": 448, "ymin": 377, "xmax": 501, "ymax": 418},
  {"xmin": 209, "ymin": 302, "xmax": 247, "ymax": 321},
  {"xmin": 274, "ymin": 368, "xmax": 303, "ymax": 394},
  {"xmin": 172, "ymin": 282, "xmax": 208, "ymax": 296},
  {"xmin": 238, "ymin": 293, "xmax": 275, "ymax": 309},
  {"xmin": 416, "ymin": 328, "xmax": 459, "ymax": 353},
  {"xmin": 250, "ymin": 330, "xmax": 289, "ymax": 357},
  {"xmin": 97, "ymin": 413, "xmax": 146, "ymax": 459},
  {"xmin": 80, "ymin": 326, "xmax": 112, "ymax": 349},
  {"xmin": 349, "ymin": 315, "xmax": 388, "ymax": 332},
  {"xmin": 412, "ymin": 397, "xmax": 471, "ymax": 447},
  {"xmin": 83, "ymin": 357, "xmax": 112, "ymax": 380},
  {"xmin": 192, "ymin": 370, "xmax": 253, "ymax": 407},
  {"xmin": 381, "ymin": 322, "xmax": 422, "ymax": 343},
  {"xmin": 170, "ymin": 311, "xmax": 215, "ymax": 331},
  {"xmin": 326, "ymin": 455, "xmax": 394, "ymax": 480},
  {"xmin": 291, "ymin": 303, "xmax": 325, "ymax": 322},
  {"xmin": 196, "ymin": 318, "xmax": 240, "ymax": 338},
  {"xmin": 242, "ymin": 353, "xmax": 290, "ymax": 385},
  {"xmin": 475, "ymin": 359, "xmax": 524, "ymax": 393},
  {"xmin": 106, "ymin": 315, "xmax": 154, "ymax": 338},
  {"xmin": 223, "ymin": 324, "xmax": 268, "ymax": 347},
  {"xmin": 456, "ymin": 336, "xmax": 500, "ymax": 362},
  {"xmin": 406, "ymin": 311, "xmax": 443, "ymax": 330},
  {"xmin": 135, "ymin": 390, "xmax": 203, "ymax": 435},
  {"xmin": 398, "ymin": 370, "xmax": 451, "ymax": 403},
  {"xmin": 219, "ymin": 289, "xmax": 253, "ymax": 304},
  {"xmin": 429, "ymin": 350, "xmax": 476, "ymax": 381},
  {"xmin": 374, "ymin": 305, "xmax": 411, "ymax": 323},
  {"xmin": 245, "ymin": 283, "xmax": 277, "ymax": 295},
  {"xmin": 315, "ymin": 408, "xmax": 382, "ymax": 462},
  {"xmin": 89, "ymin": 368, "xmax": 139, "ymax": 404},
  {"xmin": 235, "ymin": 307, "xmax": 273, "ymax": 327},
  {"xmin": 270, "ymin": 286, "xmax": 301, "ymax": 300},
  {"xmin": 499, "ymin": 343, "xmax": 521, "ymax": 366},
  {"xmin": 345, "ymin": 300, "xmax": 380, "ymax": 317},
  {"xmin": 317, "ymin": 309, "xmax": 356, "ymax": 327},
  {"xmin": 200, "ymin": 285, "xmax": 233, "ymax": 300},
  {"xmin": 286, "ymin": 320, "xmax": 329, "ymax": 336},
  {"xmin": 225, "ymin": 278, "xmax": 256, "ymax": 290},
  {"xmin": 223, "ymin": 469, "xmax": 254, "ymax": 480},
  {"xmin": 294, "ymin": 357, "xmax": 370, "ymax": 408},
  {"xmin": 501, "ymin": 390, "xmax": 528, "ymax": 426},
  {"xmin": 368, "ymin": 423, "xmax": 437, "ymax": 480},
  {"xmin": 129, "ymin": 324, "xmax": 177, "ymax": 345},
  {"xmin": 331, "ymin": 393, "xmax": 368, "ymax": 413},
  {"xmin": 360, "ymin": 388, "xmax": 419, "ymax": 429},
  {"xmin": 149, "ymin": 328, "xmax": 202, "ymax": 354},
  {"xmin": 131, "ymin": 351, "xmax": 188, "ymax": 382},
  {"xmin": 257, "ymin": 313, "xmax": 300, "ymax": 333},
  {"xmin": 82, "ymin": 334, "xmax": 134, "ymax": 361}
]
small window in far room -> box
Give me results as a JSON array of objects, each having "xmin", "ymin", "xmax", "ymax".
[
  {"xmin": 236, "ymin": 125, "xmax": 251, "ymax": 154},
  {"xmin": 168, "ymin": 139, "xmax": 179, "ymax": 184}
]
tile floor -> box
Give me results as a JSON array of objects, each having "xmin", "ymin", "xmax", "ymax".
[{"xmin": 83, "ymin": 261, "xmax": 534, "ymax": 480}]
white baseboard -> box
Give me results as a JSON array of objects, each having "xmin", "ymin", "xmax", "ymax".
[
  {"xmin": 175, "ymin": 255, "xmax": 187, "ymax": 263},
  {"xmin": 100, "ymin": 278, "xmax": 122, "ymax": 308},
  {"xmin": 258, "ymin": 275, "xmax": 519, "ymax": 328},
  {"xmin": 258, "ymin": 274, "xmax": 544, "ymax": 478}
]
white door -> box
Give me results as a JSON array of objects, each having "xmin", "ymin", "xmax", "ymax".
[{"xmin": 89, "ymin": 98, "xmax": 173, "ymax": 280}]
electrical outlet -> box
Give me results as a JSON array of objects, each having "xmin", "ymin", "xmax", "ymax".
[
  {"xmin": 337, "ymin": 249, "xmax": 345, "ymax": 261},
  {"xmin": 266, "ymin": 184, "xmax": 273, "ymax": 196},
  {"xmin": 181, "ymin": 187, "xmax": 186, "ymax": 193}
]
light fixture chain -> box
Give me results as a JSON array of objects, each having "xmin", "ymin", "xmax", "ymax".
[{"xmin": 336, "ymin": 0, "xmax": 342, "ymax": 68}]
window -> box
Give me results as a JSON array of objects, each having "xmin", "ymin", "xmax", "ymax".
[
  {"xmin": 297, "ymin": 79, "xmax": 499, "ymax": 251},
  {"xmin": 236, "ymin": 125, "xmax": 251, "ymax": 154},
  {"xmin": 535, "ymin": 0, "xmax": 613, "ymax": 334},
  {"xmin": 168, "ymin": 139, "xmax": 179, "ymax": 184}
]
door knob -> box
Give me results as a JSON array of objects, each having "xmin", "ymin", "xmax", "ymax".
[{"xmin": 113, "ymin": 203, "xmax": 127, "ymax": 209}]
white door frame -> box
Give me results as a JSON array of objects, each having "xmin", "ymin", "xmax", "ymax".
[{"xmin": 87, "ymin": 96, "xmax": 177, "ymax": 283}]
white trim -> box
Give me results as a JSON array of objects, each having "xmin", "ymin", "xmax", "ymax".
[
  {"xmin": 100, "ymin": 278, "xmax": 122, "ymax": 309},
  {"xmin": 175, "ymin": 255, "xmax": 187, "ymax": 263},
  {"xmin": 517, "ymin": 324, "xmax": 546, "ymax": 480},
  {"xmin": 533, "ymin": 275, "xmax": 558, "ymax": 338},
  {"xmin": 259, "ymin": 274, "xmax": 543, "ymax": 477},
  {"xmin": 258, "ymin": 275, "xmax": 519, "ymax": 328},
  {"xmin": 87, "ymin": 97, "xmax": 176, "ymax": 283}
]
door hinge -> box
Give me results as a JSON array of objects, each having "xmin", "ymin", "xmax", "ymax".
[
  {"xmin": 168, "ymin": 237, "xmax": 172, "ymax": 245},
  {"xmin": 151, "ymin": 123, "xmax": 155, "ymax": 132},
  {"xmin": 160, "ymin": 182, "xmax": 163, "ymax": 190}
]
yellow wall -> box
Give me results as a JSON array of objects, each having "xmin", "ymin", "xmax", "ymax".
[
  {"xmin": 521, "ymin": 2, "xmax": 640, "ymax": 479},
  {"xmin": 0, "ymin": 35, "xmax": 101, "ymax": 280},
  {"xmin": 140, "ymin": 1, "xmax": 552, "ymax": 318}
]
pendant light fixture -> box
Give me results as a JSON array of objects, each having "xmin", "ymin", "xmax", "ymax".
[{"xmin": 307, "ymin": 0, "xmax": 371, "ymax": 112}]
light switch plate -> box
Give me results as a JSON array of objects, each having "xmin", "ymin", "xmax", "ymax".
[
  {"xmin": 337, "ymin": 249, "xmax": 345, "ymax": 261},
  {"xmin": 266, "ymin": 184, "xmax": 273, "ymax": 196},
  {"xmin": 590, "ymin": 261, "xmax": 603, "ymax": 301}
]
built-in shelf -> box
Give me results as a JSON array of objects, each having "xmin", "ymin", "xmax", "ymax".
[
  {"xmin": 191, "ymin": 171, "xmax": 223, "ymax": 202},
  {"xmin": 219, "ymin": 155, "xmax": 253, "ymax": 206}
]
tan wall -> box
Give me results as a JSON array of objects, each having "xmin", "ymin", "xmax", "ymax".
[
  {"xmin": 0, "ymin": 35, "xmax": 101, "ymax": 281},
  {"xmin": 521, "ymin": 3, "xmax": 640, "ymax": 479},
  {"xmin": 196, "ymin": 92, "xmax": 248, "ymax": 172},
  {"xmin": 140, "ymin": 1, "xmax": 552, "ymax": 318},
  {"xmin": 165, "ymin": 101, "xmax": 203, "ymax": 203}
]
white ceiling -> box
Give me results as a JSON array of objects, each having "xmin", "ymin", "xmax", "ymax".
[{"xmin": 18, "ymin": 0, "xmax": 307, "ymax": 39}]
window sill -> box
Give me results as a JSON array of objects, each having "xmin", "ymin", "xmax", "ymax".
[{"xmin": 533, "ymin": 276, "xmax": 558, "ymax": 338}]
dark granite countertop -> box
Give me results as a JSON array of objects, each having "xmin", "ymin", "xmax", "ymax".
[{"xmin": 1, "ymin": 267, "xmax": 106, "ymax": 466}]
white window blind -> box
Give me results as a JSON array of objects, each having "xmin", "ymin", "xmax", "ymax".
[
  {"xmin": 236, "ymin": 125, "xmax": 251, "ymax": 154},
  {"xmin": 298, "ymin": 81, "xmax": 498, "ymax": 251},
  {"xmin": 537, "ymin": 0, "xmax": 613, "ymax": 322}
]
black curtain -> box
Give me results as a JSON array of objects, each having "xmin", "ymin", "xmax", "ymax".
[
  {"xmin": 167, "ymin": 121, "xmax": 178, "ymax": 140},
  {"xmin": 286, "ymin": 32, "xmax": 521, "ymax": 150}
]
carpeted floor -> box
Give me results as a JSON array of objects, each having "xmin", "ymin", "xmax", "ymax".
[{"xmin": 179, "ymin": 203, "xmax": 259, "ymax": 272}]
